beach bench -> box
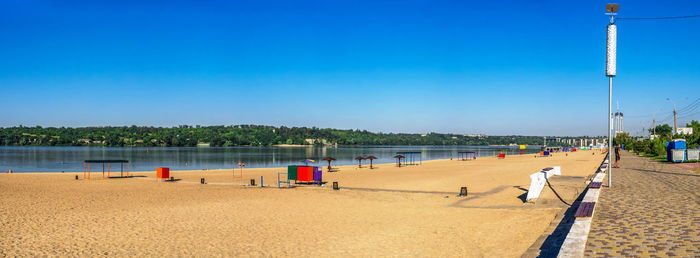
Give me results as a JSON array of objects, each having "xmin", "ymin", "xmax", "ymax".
[
  {"xmin": 599, "ymin": 163, "xmax": 608, "ymax": 173},
  {"xmin": 525, "ymin": 166, "xmax": 562, "ymax": 201},
  {"xmin": 574, "ymin": 202, "xmax": 596, "ymax": 217}
]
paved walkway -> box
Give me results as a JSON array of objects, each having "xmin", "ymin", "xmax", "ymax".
[{"xmin": 584, "ymin": 151, "xmax": 700, "ymax": 257}]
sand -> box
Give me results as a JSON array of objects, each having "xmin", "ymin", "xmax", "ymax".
[{"xmin": 0, "ymin": 150, "xmax": 604, "ymax": 257}]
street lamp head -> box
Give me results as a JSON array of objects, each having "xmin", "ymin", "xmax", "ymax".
[{"xmin": 606, "ymin": 3, "xmax": 619, "ymax": 13}]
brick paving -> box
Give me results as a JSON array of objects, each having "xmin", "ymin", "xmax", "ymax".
[{"xmin": 584, "ymin": 151, "xmax": 700, "ymax": 257}]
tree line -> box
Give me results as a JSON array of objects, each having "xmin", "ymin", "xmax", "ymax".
[
  {"xmin": 616, "ymin": 120, "xmax": 700, "ymax": 157},
  {"xmin": 0, "ymin": 125, "xmax": 557, "ymax": 147}
]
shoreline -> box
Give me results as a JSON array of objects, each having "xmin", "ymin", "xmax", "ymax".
[
  {"xmin": 6, "ymin": 149, "xmax": 551, "ymax": 174},
  {"xmin": 6, "ymin": 157, "xmax": 457, "ymax": 174},
  {"xmin": 3, "ymin": 147, "xmax": 554, "ymax": 174}
]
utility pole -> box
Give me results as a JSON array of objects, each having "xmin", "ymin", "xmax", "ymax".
[
  {"xmin": 667, "ymin": 98, "xmax": 678, "ymax": 136},
  {"xmin": 673, "ymin": 110, "xmax": 678, "ymax": 135},
  {"xmin": 605, "ymin": 3, "xmax": 618, "ymax": 188}
]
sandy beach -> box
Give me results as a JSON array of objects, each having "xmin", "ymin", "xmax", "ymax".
[{"xmin": 1, "ymin": 150, "xmax": 604, "ymax": 257}]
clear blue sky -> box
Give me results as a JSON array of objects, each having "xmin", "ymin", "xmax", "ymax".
[{"xmin": 1, "ymin": 0, "xmax": 698, "ymax": 136}]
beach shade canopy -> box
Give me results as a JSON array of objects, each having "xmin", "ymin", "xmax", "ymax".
[
  {"xmin": 83, "ymin": 160, "xmax": 130, "ymax": 179},
  {"xmin": 322, "ymin": 157, "xmax": 336, "ymax": 171},
  {"xmin": 232, "ymin": 162, "xmax": 245, "ymax": 180},
  {"xmin": 457, "ymin": 152, "xmax": 476, "ymax": 161},
  {"xmin": 366, "ymin": 155, "xmax": 378, "ymax": 169},
  {"xmin": 393, "ymin": 155, "xmax": 405, "ymax": 167},
  {"xmin": 301, "ymin": 159, "xmax": 316, "ymax": 166},
  {"xmin": 396, "ymin": 151, "xmax": 422, "ymax": 165},
  {"xmin": 354, "ymin": 156, "xmax": 365, "ymax": 168}
]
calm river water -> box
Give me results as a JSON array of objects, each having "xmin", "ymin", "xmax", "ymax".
[{"xmin": 0, "ymin": 146, "xmax": 541, "ymax": 172}]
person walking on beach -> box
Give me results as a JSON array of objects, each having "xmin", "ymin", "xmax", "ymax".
[{"xmin": 613, "ymin": 144, "xmax": 621, "ymax": 168}]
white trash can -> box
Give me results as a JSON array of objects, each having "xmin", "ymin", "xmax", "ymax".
[
  {"xmin": 687, "ymin": 149, "xmax": 700, "ymax": 161},
  {"xmin": 671, "ymin": 149, "xmax": 686, "ymax": 163}
]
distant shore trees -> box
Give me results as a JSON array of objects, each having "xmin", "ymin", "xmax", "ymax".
[{"xmin": 1, "ymin": 125, "xmax": 564, "ymax": 147}]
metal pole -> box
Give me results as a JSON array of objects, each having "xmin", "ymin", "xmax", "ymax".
[{"xmin": 608, "ymin": 76, "xmax": 613, "ymax": 187}]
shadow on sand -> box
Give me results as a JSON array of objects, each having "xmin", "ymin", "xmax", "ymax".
[{"xmin": 107, "ymin": 175, "xmax": 147, "ymax": 179}]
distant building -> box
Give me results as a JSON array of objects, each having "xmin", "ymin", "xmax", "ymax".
[
  {"xmin": 614, "ymin": 111, "xmax": 624, "ymax": 136},
  {"xmin": 552, "ymin": 137, "xmax": 608, "ymax": 147},
  {"xmin": 305, "ymin": 138, "xmax": 330, "ymax": 145}
]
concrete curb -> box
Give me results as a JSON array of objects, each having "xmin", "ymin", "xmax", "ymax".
[{"xmin": 556, "ymin": 160, "xmax": 608, "ymax": 258}]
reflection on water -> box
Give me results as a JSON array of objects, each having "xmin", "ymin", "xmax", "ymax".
[{"xmin": 0, "ymin": 146, "xmax": 540, "ymax": 172}]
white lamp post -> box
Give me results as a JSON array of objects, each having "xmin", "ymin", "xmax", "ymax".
[{"xmin": 606, "ymin": 3, "xmax": 618, "ymax": 187}]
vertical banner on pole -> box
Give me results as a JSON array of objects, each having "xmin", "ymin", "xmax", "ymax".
[{"xmin": 606, "ymin": 24, "xmax": 617, "ymax": 77}]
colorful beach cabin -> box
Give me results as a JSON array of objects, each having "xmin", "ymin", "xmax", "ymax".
[
  {"xmin": 156, "ymin": 167, "xmax": 170, "ymax": 180},
  {"xmin": 287, "ymin": 165, "xmax": 322, "ymax": 184}
]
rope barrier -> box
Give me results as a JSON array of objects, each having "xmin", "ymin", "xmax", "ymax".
[{"xmin": 545, "ymin": 175, "xmax": 572, "ymax": 206}]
